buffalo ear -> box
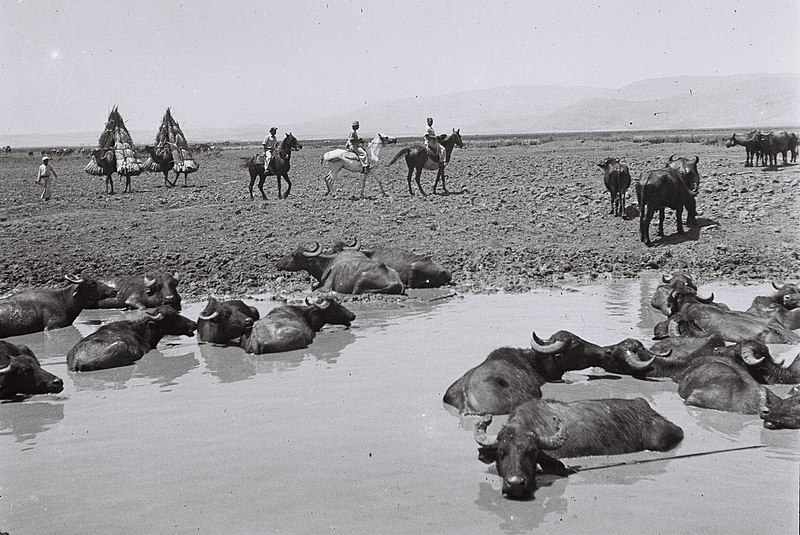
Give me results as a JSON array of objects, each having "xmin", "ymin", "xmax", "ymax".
[{"xmin": 478, "ymin": 447, "xmax": 497, "ymax": 464}]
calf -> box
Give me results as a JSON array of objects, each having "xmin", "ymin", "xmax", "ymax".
[
  {"xmin": 197, "ymin": 297, "xmax": 260, "ymax": 344},
  {"xmin": 67, "ymin": 305, "xmax": 197, "ymax": 371},
  {"xmin": 474, "ymin": 397, "xmax": 683, "ymax": 499},
  {"xmin": 597, "ymin": 157, "xmax": 631, "ymax": 217},
  {"xmin": 0, "ymin": 275, "xmax": 117, "ymax": 337},
  {"xmin": 443, "ymin": 330, "xmax": 663, "ymax": 415},
  {"xmin": 761, "ymin": 387, "xmax": 800, "ymax": 429},
  {"xmin": 0, "ymin": 341, "xmax": 64, "ymax": 399},
  {"xmin": 239, "ymin": 295, "xmax": 355, "ymax": 354}
]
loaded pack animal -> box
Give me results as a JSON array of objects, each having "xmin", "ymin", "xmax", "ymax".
[
  {"xmin": 87, "ymin": 272, "xmax": 182, "ymax": 311},
  {"xmin": 597, "ymin": 157, "xmax": 631, "ymax": 217},
  {"xmin": 329, "ymin": 239, "xmax": 452, "ymax": 288},
  {"xmin": 757, "ymin": 131, "xmax": 791, "ymax": 167},
  {"xmin": 244, "ymin": 133, "xmax": 302, "ymax": 199},
  {"xmin": 442, "ymin": 330, "xmax": 666, "ymax": 415},
  {"xmin": 473, "ymin": 397, "xmax": 683, "ymax": 499},
  {"xmin": 197, "ymin": 297, "xmax": 260, "ymax": 344},
  {"xmin": 67, "ymin": 305, "xmax": 197, "ymax": 371},
  {"xmin": 88, "ymin": 147, "xmax": 130, "ymax": 194},
  {"xmin": 725, "ymin": 131, "xmax": 762, "ymax": 167},
  {"xmin": 636, "ymin": 154, "xmax": 700, "ymax": 246},
  {"xmin": 388, "ymin": 129, "xmax": 464, "ymax": 196},
  {"xmin": 142, "ymin": 145, "xmax": 194, "ymax": 187},
  {"xmin": 0, "ymin": 275, "xmax": 117, "ymax": 337},
  {"xmin": 240, "ymin": 295, "xmax": 355, "ymax": 354},
  {"xmin": 0, "ymin": 341, "xmax": 64, "ymax": 399},
  {"xmin": 321, "ymin": 134, "xmax": 397, "ymax": 197},
  {"xmin": 276, "ymin": 242, "xmax": 404, "ymax": 295}
]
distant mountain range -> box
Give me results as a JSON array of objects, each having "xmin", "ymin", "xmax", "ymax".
[{"xmin": 5, "ymin": 73, "xmax": 798, "ymax": 147}]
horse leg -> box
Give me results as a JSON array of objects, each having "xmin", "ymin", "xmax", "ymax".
[
  {"xmin": 415, "ymin": 167, "xmax": 426, "ymax": 197},
  {"xmin": 323, "ymin": 170, "xmax": 334, "ymax": 196},
  {"xmin": 283, "ymin": 174, "xmax": 291, "ymax": 199},
  {"xmin": 248, "ymin": 170, "xmax": 256, "ymax": 199},
  {"xmin": 373, "ymin": 172, "xmax": 387, "ymax": 197},
  {"xmin": 434, "ymin": 164, "xmax": 447, "ymax": 194},
  {"xmin": 406, "ymin": 165, "xmax": 415, "ymax": 196},
  {"xmin": 258, "ymin": 173, "xmax": 267, "ymax": 200}
]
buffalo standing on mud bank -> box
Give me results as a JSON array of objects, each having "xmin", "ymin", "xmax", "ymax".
[
  {"xmin": 0, "ymin": 341, "xmax": 64, "ymax": 399},
  {"xmin": 443, "ymin": 330, "xmax": 664, "ymax": 415},
  {"xmin": 276, "ymin": 242, "xmax": 404, "ymax": 295},
  {"xmin": 597, "ymin": 157, "xmax": 631, "ymax": 217},
  {"xmin": 67, "ymin": 305, "xmax": 197, "ymax": 371},
  {"xmin": 0, "ymin": 275, "xmax": 117, "ymax": 337},
  {"xmin": 239, "ymin": 295, "xmax": 355, "ymax": 354},
  {"xmin": 197, "ymin": 297, "xmax": 260, "ymax": 344},
  {"xmin": 474, "ymin": 397, "xmax": 684, "ymax": 499},
  {"xmin": 636, "ymin": 156, "xmax": 700, "ymax": 246}
]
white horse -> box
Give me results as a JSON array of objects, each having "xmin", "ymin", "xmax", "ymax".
[{"xmin": 321, "ymin": 134, "xmax": 397, "ymax": 197}]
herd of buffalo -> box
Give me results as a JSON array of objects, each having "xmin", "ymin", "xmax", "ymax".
[{"xmin": 2, "ymin": 130, "xmax": 800, "ymax": 502}]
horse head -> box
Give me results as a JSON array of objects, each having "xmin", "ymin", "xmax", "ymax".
[
  {"xmin": 280, "ymin": 133, "xmax": 302, "ymax": 155},
  {"xmin": 377, "ymin": 134, "xmax": 397, "ymax": 146}
]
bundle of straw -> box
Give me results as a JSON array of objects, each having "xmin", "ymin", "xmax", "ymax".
[
  {"xmin": 144, "ymin": 108, "xmax": 199, "ymax": 174},
  {"xmin": 87, "ymin": 106, "xmax": 143, "ymax": 176}
]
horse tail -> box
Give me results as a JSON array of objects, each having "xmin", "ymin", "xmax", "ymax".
[
  {"xmin": 241, "ymin": 156, "xmax": 259, "ymax": 170},
  {"xmin": 388, "ymin": 148, "xmax": 411, "ymax": 166}
]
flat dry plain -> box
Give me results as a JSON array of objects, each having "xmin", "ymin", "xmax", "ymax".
[{"xmin": 1, "ymin": 135, "xmax": 798, "ymax": 299}]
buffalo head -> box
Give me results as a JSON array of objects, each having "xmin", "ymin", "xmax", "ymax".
[
  {"xmin": 141, "ymin": 272, "xmax": 182, "ymax": 310},
  {"xmin": 197, "ymin": 297, "xmax": 259, "ymax": 343},
  {"xmin": 761, "ymin": 387, "xmax": 800, "ymax": 430},
  {"xmin": 0, "ymin": 342, "xmax": 64, "ymax": 399}
]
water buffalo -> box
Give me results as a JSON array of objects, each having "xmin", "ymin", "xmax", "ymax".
[
  {"xmin": 197, "ymin": 297, "xmax": 260, "ymax": 344},
  {"xmin": 88, "ymin": 272, "xmax": 182, "ymax": 310},
  {"xmin": 474, "ymin": 397, "xmax": 684, "ymax": 499},
  {"xmin": 443, "ymin": 330, "xmax": 664, "ymax": 415},
  {"xmin": 650, "ymin": 272, "xmax": 700, "ymax": 316},
  {"xmin": 757, "ymin": 131, "xmax": 790, "ymax": 167},
  {"xmin": 725, "ymin": 131, "xmax": 762, "ymax": 167},
  {"xmin": 746, "ymin": 281, "xmax": 800, "ymax": 330},
  {"xmin": 665, "ymin": 303, "xmax": 800, "ymax": 344},
  {"xmin": 276, "ymin": 242, "xmax": 404, "ymax": 295},
  {"xmin": 0, "ymin": 341, "xmax": 64, "ymax": 399},
  {"xmin": 240, "ymin": 294, "xmax": 355, "ymax": 354},
  {"xmin": 331, "ymin": 239, "xmax": 452, "ymax": 288},
  {"xmin": 67, "ymin": 305, "xmax": 197, "ymax": 371},
  {"xmin": 0, "ymin": 275, "xmax": 117, "ymax": 337},
  {"xmin": 636, "ymin": 165, "xmax": 698, "ymax": 246},
  {"xmin": 761, "ymin": 386, "xmax": 800, "ymax": 429},
  {"xmin": 597, "ymin": 157, "xmax": 631, "ymax": 217}
]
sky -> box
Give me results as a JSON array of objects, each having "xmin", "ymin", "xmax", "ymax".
[{"xmin": 1, "ymin": 0, "xmax": 799, "ymax": 138}]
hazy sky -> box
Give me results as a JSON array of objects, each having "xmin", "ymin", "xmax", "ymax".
[{"xmin": 2, "ymin": 0, "xmax": 798, "ymax": 137}]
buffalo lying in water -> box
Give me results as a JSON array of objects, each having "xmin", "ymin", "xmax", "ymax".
[
  {"xmin": 0, "ymin": 341, "xmax": 64, "ymax": 399},
  {"xmin": 197, "ymin": 297, "xmax": 260, "ymax": 344},
  {"xmin": 761, "ymin": 386, "xmax": 800, "ymax": 429},
  {"xmin": 474, "ymin": 397, "xmax": 684, "ymax": 499},
  {"xmin": 88, "ymin": 272, "xmax": 182, "ymax": 310},
  {"xmin": 443, "ymin": 330, "xmax": 665, "ymax": 415}
]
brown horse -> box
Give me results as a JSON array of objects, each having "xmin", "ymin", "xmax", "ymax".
[
  {"xmin": 243, "ymin": 133, "xmax": 302, "ymax": 199},
  {"xmin": 388, "ymin": 129, "xmax": 463, "ymax": 196}
]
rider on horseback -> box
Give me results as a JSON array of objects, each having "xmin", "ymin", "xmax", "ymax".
[
  {"xmin": 262, "ymin": 127, "xmax": 278, "ymax": 168},
  {"xmin": 424, "ymin": 117, "xmax": 444, "ymax": 166},
  {"xmin": 347, "ymin": 121, "xmax": 370, "ymax": 173}
]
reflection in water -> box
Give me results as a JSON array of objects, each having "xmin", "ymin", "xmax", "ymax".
[
  {"xmin": 71, "ymin": 349, "xmax": 198, "ymax": 391},
  {"xmin": 0, "ymin": 400, "xmax": 64, "ymax": 444},
  {"xmin": 474, "ymin": 478, "xmax": 568, "ymax": 534},
  {"xmin": 199, "ymin": 327, "xmax": 357, "ymax": 384}
]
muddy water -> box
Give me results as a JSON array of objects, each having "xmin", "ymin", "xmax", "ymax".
[{"xmin": 1, "ymin": 277, "xmax": 798, "ymax": 534}]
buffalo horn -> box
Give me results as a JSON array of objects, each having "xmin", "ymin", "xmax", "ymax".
[
  {"xmin": 0, "ymin": 365, "xmax": 10, "ymax": 375},
  {"xmin": 314, "ymin": 298, "xmax": 330, "ymax": 310},
  {"xmin": 624, "ymin": 349, "xmax": 656, "ymax": 370},
  {"xmin": 696, "ymin": 293, "xmax": 714, "ymax": 304},
  {"xmin": 535, "ymin": 419, "xmax": 567, "ymax": 451},
  {"xmin": 530, "ymin": 332, "xmax": 567, "ymax": 354},
  {"xmin": 198, "ymin": 311, "xmax": 219, "ymax": 321},
  {"xmin": 304, "ymin": 296, "xmax": 315, "ymax": 306},
  {"xmin": 772, "ymin": 281, "xmax": 784, "ymax": 291},
  {"xmin": 662, "ymin": 273, "xmax": 673, "ymax": 284},
  {"xmin": 144, "ymin": 311, "xmax": 164, "ymax": 322},
  {"xmin": 740, "ymin": 345, "xmax": 765, "ymax": 366},
  {"xmin": 64, "ymin": 274, "xmax": 85, "ymax": 284},
  {"xmin": 302, "ymin": 242, "xmax": 323, "ymax": 257},
  {"xmin": 343, "ymin": 237, "xmax": 361, "ymax": 251},
  {"xmin": 173, "ymin": 272, "xmax": 180, "ymax": 282},
  {"xmin": 694, "ymin": 155, "xmax": 700, "ymax": 164},
  {"xmin": 668, "ymin": 153, "xmax": 677, "ymax": 162},
  {"xmin": 144, "ymin": 275, "xmax": 156, "ymax": 288},
  {"xmin": 473, "ymin": 416, "xmax": 497, "ymax": 448},
  {"xmin": 642, "ymin": 346, "xmax": 672, "ymax": 359}
]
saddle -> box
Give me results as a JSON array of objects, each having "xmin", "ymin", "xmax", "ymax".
[{"xmin": 427, "ymin": 147, "xmax": 439, "ymax": 163}]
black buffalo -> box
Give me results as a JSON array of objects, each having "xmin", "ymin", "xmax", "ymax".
[
  {"xmin": 443, "ymin": 330, "xmax": 664, "ymax": 415},
  {"xmin": 650, "ymin": 272, "xmax": 700, "ymax": 316},
  {"xmin": 597, "ymin": 157, "xmax": 632, "ymax": 217},
  {"xmin": 0, "ymin": 275, "xmax": 117, "ymax": 337},
  {"xmin": 636, "ymin": 163, "xmax": 699, "ymax": 246},
  {"xmin": 0, "ymin": 341, "xmax": 64, "ymax": 399},
  {"xmin": 331, "ymin": 239, "xmax": 452, "ymax": 288},
  {"xmin": 746, "ymin": 281, "xmax": 800, "ymax": 330},
  {"xmin": 197, "ymin": 297, "xmax": 260, "ymax": 344},
  {"xmin": 761, "ymin": 386, "xmax": 800, "ymax": 429},
  {"xmin": 276, "ymin": 242, "xmax": 404, "ymax": 295},
  {"xmin": 757, "ymin": 131, "xmax": 790, "ymax": 167},
  {"xmin": 474, "ymin": 397, "xmax": 683, "ymax": 499},
  {"xmin": 67, "ymin": 305, "xmax": 197, "ymax": 371},
  {"xmin": 89, "ymin": 272, "xmax": 182, "ymax": 310},
  {"xmin": 240, "ymin": 294, "xmax": 355, "ymax": 354}
]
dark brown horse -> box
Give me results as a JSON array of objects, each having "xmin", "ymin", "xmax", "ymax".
[
  {"xmin": 243, "ymin": 133, "xmax": 302, "ymax": 199},
  {"xmin": 388, "ymin": 129, "xmax": 463, "ymax": 196},
  {"xmin": 88, "ymin": 148, "xmax": 132, "ymax": 194}
]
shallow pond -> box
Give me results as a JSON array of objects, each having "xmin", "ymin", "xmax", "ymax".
[{"xmin": 1, "ymin": 276, "xmax": 798, "ymax": 534}]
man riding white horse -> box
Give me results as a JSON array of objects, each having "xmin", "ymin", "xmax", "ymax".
[
  {"xmin": 262, "ymin": 127, "xmax": 278, "ymax": 168},
  {"xmin": 347, "ymin": 121, "xmax": 370, "ymax": 173},
  {"xmin": 424, "ymin": 117, "xmax": 445, "ymax": 166}
]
